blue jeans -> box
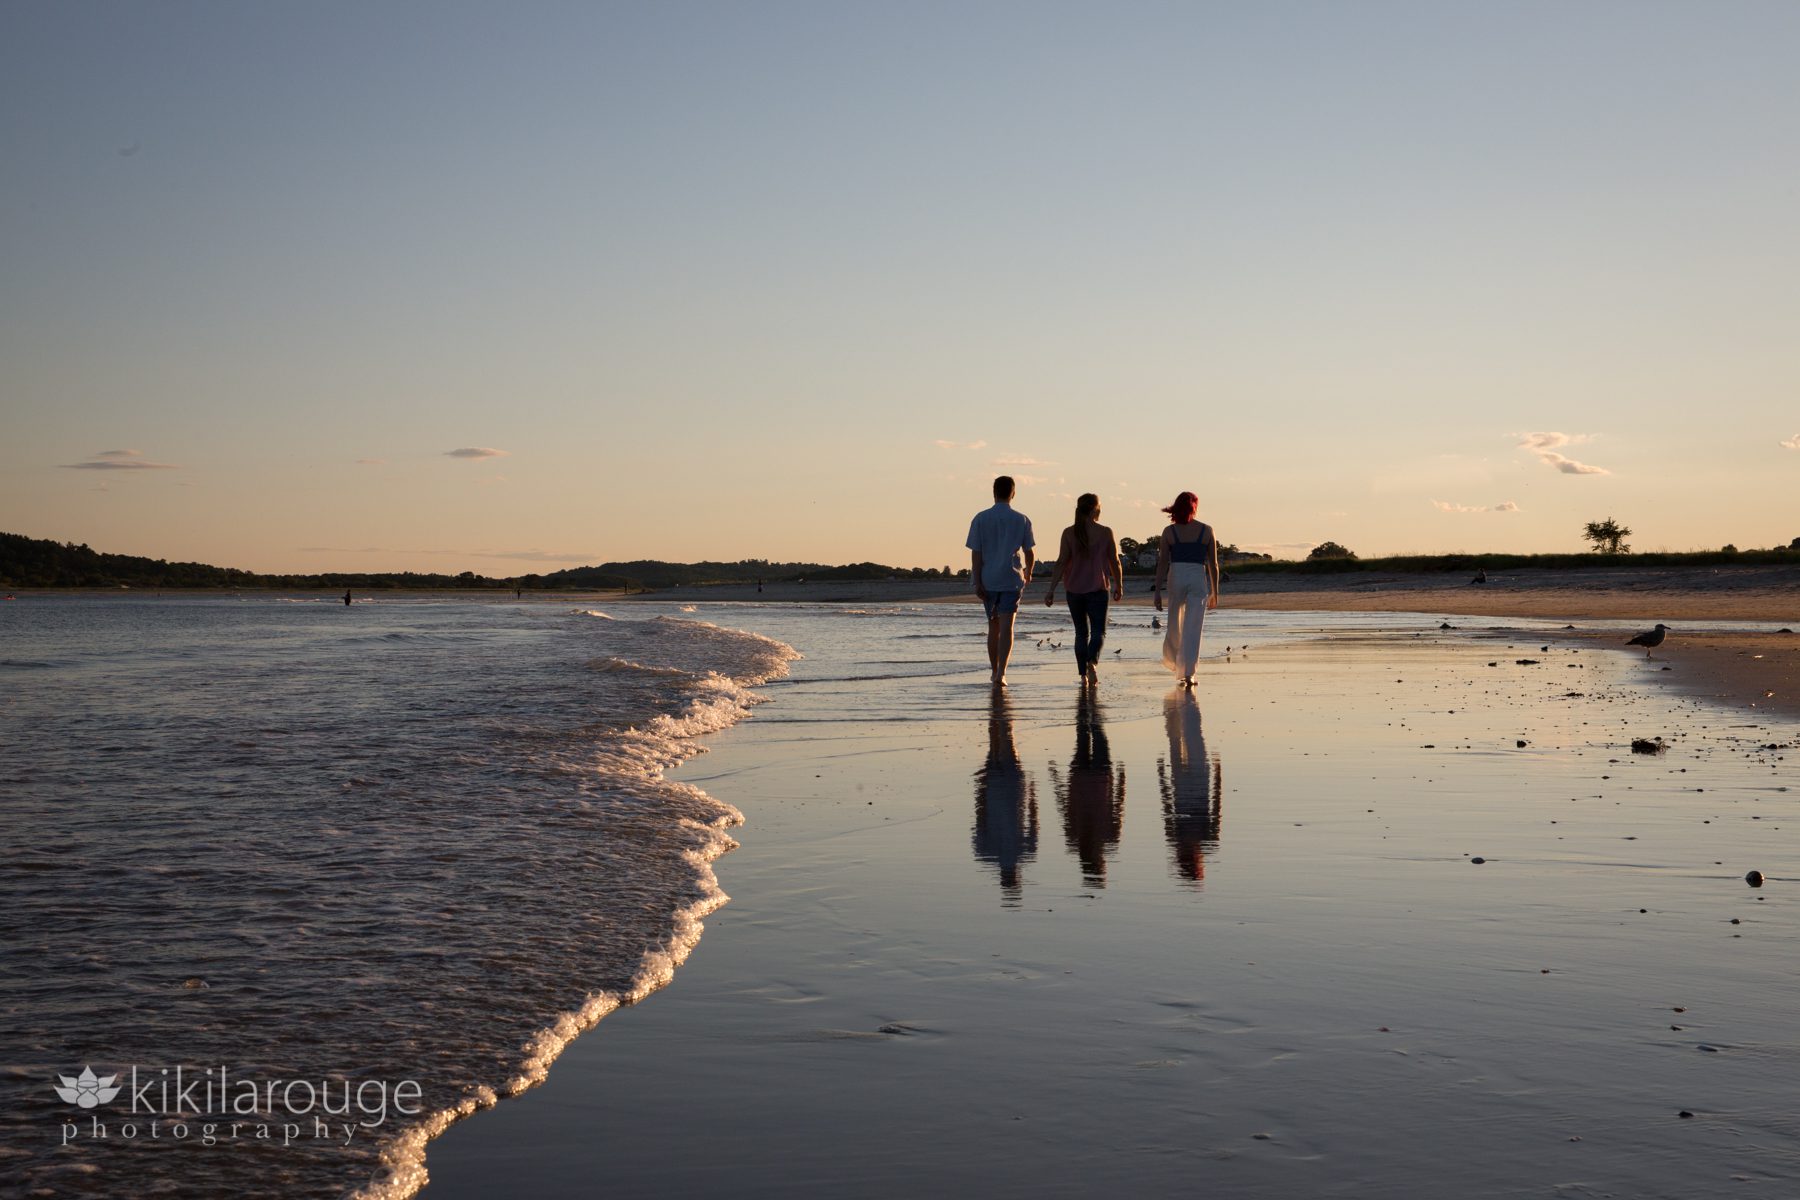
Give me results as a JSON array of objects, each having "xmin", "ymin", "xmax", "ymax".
[{"xmin": 1066, "ymin": 590, "xmax": 1109, "ymax": 671}]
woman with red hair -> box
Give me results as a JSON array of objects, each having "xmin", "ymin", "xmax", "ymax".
[{"xmin": 1152, "ymin": 491, "xmax": 1219, "ymax": 687}]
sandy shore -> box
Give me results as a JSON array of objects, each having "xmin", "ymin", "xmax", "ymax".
[
  {"xmin": 622, "ymin": 567, "xmax": 1800, "ymax": 722},
  {"xmin": 422, "ymin": 604, "xmax": 1800, "ymax": 1198},
  {"xmin": 619, "ymin": 564, "xmax": 1800, "ymax": 624}
]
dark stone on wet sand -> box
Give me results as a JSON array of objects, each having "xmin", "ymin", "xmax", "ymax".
[{"xmin": 1745, "ymin": 871, "xmax": 1765, "ymax": 887}]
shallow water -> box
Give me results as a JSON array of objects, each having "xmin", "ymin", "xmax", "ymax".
[
  {"xmin": 422, "ymin": 600, "xmax": 1800, "ymax": 1199},
  {"xmin": 0, "ymin": 595, "xmax": 794, "ymax": 1198},
  {"xmin": 8, "ymin": 595, "xmax": 1795, "ymax": 1197}
]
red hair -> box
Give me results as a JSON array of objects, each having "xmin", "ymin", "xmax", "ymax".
[{"xmin": 1162, "ymin": 492, "xmax": 1198, "ymax": 525}]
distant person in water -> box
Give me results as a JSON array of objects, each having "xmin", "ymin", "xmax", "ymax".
[
  {"xmin": 1042, "ymin": 493, "xmax": 1123, "ymax": 685},
  {"xmin": 343, "ymin": 589, "xmax": 352, "ymax": 607},
  {"xmin": 966, "ymin": 475, "xmax": 1035, "ymax": 687},
  {"xmin": 1152, "ymin": 491, "xmax": 1219, "ymax": 688}
]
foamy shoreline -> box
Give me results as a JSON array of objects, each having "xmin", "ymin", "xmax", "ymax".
[
  {"xmin": 608, "ymin": 566, "xmax": 1800, "ymax": 721},
  {"xmin": 421, "ymin": 602, "xmax": 1800, "ymax": 1199}
]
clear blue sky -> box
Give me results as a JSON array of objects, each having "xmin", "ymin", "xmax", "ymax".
[{"xmin": 4, "ymin": 1, "xmax": 1796, "ymax": 571}]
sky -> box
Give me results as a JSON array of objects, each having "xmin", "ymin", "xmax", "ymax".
[{"xmin": 3, "ymin": 0, "xmax": 1796, "ymax": 573}]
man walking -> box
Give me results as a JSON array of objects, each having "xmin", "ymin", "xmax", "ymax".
[{"xmin": 966, "ymin": 475, "xmax": 1035, "ymax": 686}]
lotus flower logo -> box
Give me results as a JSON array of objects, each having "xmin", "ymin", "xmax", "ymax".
[{"xmin": 54, "ymin": 1067, "xmax": 121, "ymax": 1109}]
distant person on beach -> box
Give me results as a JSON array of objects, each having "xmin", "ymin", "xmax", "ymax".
[
  {"xmin": 967, "ymin": 475, "xmax": 1035, "ymax": 687},
  {"xmin": 1042, "ymin": 492, "xmax": 1123, "ymax": 685},
  {"xmin": 1152, "ymin": 491, "xmax": 1219, "ymax": 688}
]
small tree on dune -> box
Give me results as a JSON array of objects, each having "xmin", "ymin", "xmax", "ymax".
[
  {"xmin": 1582, "ymin": 518, "xmax": 1632, "ymax": 555},
  {"xmin": 1308, "ymin": 541, "xmax": 1356, "ymax": 560}
]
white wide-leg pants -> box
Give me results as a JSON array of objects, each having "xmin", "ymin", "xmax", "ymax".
[{"xmin": 1161, "ymin": 562, "xmax": 1210, "ymax": 678}]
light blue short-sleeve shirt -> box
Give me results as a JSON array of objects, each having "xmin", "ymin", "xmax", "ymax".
[{"xmin": 965, "ymin": 503, "xmax": 1035, "ymax": 592}]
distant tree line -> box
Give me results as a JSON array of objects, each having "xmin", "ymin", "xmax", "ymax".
[
  {"xmin": 7, "ymin": 529, "xmax": 1796, "ymax": 591},
  {"xmin": 0, "ymin": 533, "xmax": 959, "ymax": 591}
]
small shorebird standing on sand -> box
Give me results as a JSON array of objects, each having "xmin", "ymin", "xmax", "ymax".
[{"xmin": 1626, "ymin": 623, "xmax": 1670, "ymax": 658}]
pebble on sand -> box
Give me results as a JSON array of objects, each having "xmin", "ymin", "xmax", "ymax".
[{"xmin": 1745, "ymin": 870, "xmax": 1765, "ymax": 887}]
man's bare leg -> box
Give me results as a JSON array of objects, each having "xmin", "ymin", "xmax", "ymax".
[{"xmin": 991, "ymin": 612, "xmax": 1017, "ymax": 684}]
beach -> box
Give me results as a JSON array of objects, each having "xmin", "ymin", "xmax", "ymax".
[
  {"xmin": 629, "ymin": 565, "xmax": 1800, "ymax": 720},
  {"xmin": 7, "ymin": 588, "xmax": 1795, "ymax": 1198},
  {"xmin": 423, "ymin": 597, "xmax": 1800, "ymax": 1199}
]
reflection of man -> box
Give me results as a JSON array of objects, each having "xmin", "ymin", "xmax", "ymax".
[
  {"xmin": 972, "ymin": 690, "xmax": 1038, "ymax": 904},
  {"xmin": 1159, "ymin": 690, "xmax": 1222, "ymax": 884},
  {"xmin": 966, "ymin": 475, "xmax": 1035, "ymax": 687},
  {"xmin": 1049, "ymin": 690, "xmax": 1125, "ymax": 887}
]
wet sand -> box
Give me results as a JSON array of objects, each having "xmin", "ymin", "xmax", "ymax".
[
  {"xmin": 621, "ymin": 568, "xmax": 1800, "ymax": 721},
  {"xmin": 422, "ymin": 609, "xmax": 1800, "ymax": 1199}
]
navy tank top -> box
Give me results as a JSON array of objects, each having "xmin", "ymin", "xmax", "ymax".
[{"xmin": 1168, "ymin": 523, "xmax": 1214, "ymax": 565}]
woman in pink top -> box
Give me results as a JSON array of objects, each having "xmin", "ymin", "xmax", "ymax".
[{"xmin": 1042, "ymin": 493, "xmax": 1124, "ymax": 685}]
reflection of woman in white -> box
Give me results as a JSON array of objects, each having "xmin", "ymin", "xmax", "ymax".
[{"xmin": 1152, "ymin": 491, "xmax": 1219, "ymax": 687}]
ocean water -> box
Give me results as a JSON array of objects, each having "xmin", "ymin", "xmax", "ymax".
[
  {"xmin": 4, "ymin": 593, "xmax": 1787, "ymax": 1198},
  {"xmin": 0, "ymin": 595, "xmax": 795, "ymax": 1199}
]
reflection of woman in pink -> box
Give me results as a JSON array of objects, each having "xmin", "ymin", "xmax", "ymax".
[
  {"xmin": 1151, "ymin": 491, "xmax": 1219, "ymax": 688},
  {"xmin": 1048, "ymin": 689, "xmax": 1124, "ymax": 888}
]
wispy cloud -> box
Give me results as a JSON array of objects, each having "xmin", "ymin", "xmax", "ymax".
[
  {"xmin": 1432, "ymin": 499, "xmax": 1520, "ymax": 513},
  {"xmin": 445, "ymin": 447, "xmax": 508, "ymax": 459},
  {"xmin": 61, "ymin": 448, "xmax": 178, "ymax": 470},
  {"xmin": 1012, "ymin": 474, "xmax": 1047, "ymax": 487},
  {"xmin": 1517, "ymin": 432, "xmax": 1609, "ymax": 475},
  {"xmin": 932, "ymin": 439, "xmax": 988, "ymax": 450},
  {"xmin": 991, "ymin": 454, "xmax": 1056, "ymax": 468},
  {"xmin": 1781, "ymin": 434, "xmax": 1800, "ymax": 450},
  {"xmin": 355, "ymin": 458, "xmax": 387, "ymax": 466}
]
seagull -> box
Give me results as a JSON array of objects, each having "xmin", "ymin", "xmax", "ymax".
[{"xmin": 1626, "ymin": 623, "xmax": 1670, "ymax": 658}]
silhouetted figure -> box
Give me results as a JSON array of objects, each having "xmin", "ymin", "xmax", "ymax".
[
  {"xmin": 972, "ymin": 690, "xmax": 1038, "ymax": 904},
  {"xmin": 1627, "ymin": 623, "xmax": 1670, "ymax": 658},
  {"xmin": 343, "ymin": 589, "xmax": 352, "ymax": 607},
  {"xmin": 967, "ymin": 475, "xmax": 1036, "ymax": 687},
  {"xmin": 1048, "ymin": 690, "xmax": 1125, "ymax": 887},
  {"xmin": 1152, "ymin": 491, "xmax": 1219, "ymax": 688},
  {"xmin": 1471, "ymin": 569, "xmax": 1488, "ymax": 585},
  {"xmin": 1041, "ymin": 493, "xmax": 1123, "ymax": 685},
  {"xmin": 1159, "ymin": 690, "xmax": 1222, "ymax": 885}
]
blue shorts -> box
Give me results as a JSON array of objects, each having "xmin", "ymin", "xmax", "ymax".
[{"xmin": 982, "ymin": 590, "xmax": 1020, "ymax": 619}]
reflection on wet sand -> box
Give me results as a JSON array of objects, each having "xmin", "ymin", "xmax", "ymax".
[
  {"xmin": 1159, "ymin": 689, "xmax": 1222, "ymax": 884},
  {"xmin": 971, "ymin": 689, "xmax": 1038, "ymax": 904},
  {"xmin": 1048, "ymin": 690, "xmax": 1125, "ymax": 887}
]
